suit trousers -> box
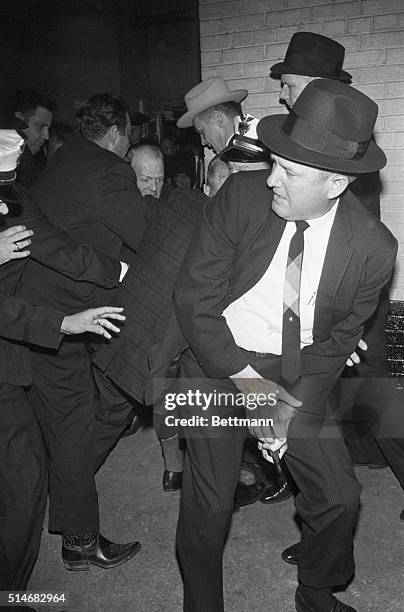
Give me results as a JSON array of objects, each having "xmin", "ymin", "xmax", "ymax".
[
  {"xmin": 0, "ymin": 384, "xmax": 48, "ymax": 590},
  {"xmin": 176, "ymin": 351, "xmax": 246, "ymax": 612},
  {"xmin": 92, "ymin": 365, "xmax": 139, "ymax": 472},
  {"xmin": 176, "ymin": 350, "xmax": 361, "ymax": 611},
  {"xmin": 29, "ymin": 337, "xmax": 100, "ymax": 534},
  {"xmin": 31, "ymin": 336, "xmax": 137, "ymax": 534},
  {"xmin": 29, "ymin": 337, "xmax": 134, "ymax": 535}
]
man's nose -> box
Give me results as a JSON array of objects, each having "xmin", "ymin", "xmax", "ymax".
[
  {"xmin": 43, "ymin": 127, "xmax": 50, "ymax": 140},
  {"xmin": 267, "ymin": 165, "xmax": 278, "ymax": 188},
  {"xmin": 279, "ymin": 85, "xmax": 289, "ymax": 104}
]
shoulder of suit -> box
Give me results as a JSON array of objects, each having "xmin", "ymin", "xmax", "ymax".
[
  {"xmin": 342, "ymin": 189, "xmax": 397, "ymax": 247},
  {"xmin": 229, "ymin": 168, "xmax": 269, "ymax": 186},
  {"xmin": 66, "ymin": 134, "xmax": 132, "ymax": 172},
  {"xmin": 224, "ymin": 168, "xmax": 272, "ymax": 210}
]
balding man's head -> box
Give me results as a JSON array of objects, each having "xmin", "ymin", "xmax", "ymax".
[{"xmin": 130, "ymin": 145, "xmax": 165, "ymax": 198}]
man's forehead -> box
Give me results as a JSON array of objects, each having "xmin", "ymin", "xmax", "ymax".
[
  {"xmin": 133, "ymin": 156, "xmax": 163, "ymax": 172},
  {"xmin": 271, "ymin": 153, "xmax": 297, "ymax": 167},
  {"xmin": 30, "ymin": 106, "xmax": 52, "ymax": 124},
  {"xmin": 281, "ymin": 74, "xmax": 306, "ymax": 85}
]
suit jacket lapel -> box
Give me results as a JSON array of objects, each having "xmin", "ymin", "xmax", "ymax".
[{"xmin": 314, "ymin": 194, "xmax": 354, "ymax": 332}]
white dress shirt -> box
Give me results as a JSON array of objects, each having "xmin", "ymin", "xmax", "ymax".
[{"xmin": 223, "ymin": 202, "xmax": 339, "ymax": 356}]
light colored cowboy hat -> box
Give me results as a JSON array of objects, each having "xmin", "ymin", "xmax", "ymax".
[
  {"xmin": 177, "ymin": 77, "xmax": 248, "ymax": 128},
  {"xmin": 257, "ymin": 79, "xmax": 386, "ymax": 174}
]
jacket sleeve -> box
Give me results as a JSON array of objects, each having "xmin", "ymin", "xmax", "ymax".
[
  {"xmin": 17, "ymin": 195, "xmax": 121, "ymax": 287},
  {"xmin": 0, "ymin": 290, "xmax": 64, "ymax": 349},
  {"xmin": 174, "ymin": 174, "xmax": 251, "ymax": 377},
  {"xmin": 294, "ymin": 230, "xmax": 397, "ymax": 406},
  {"xmin": 97, "ymin": 163, "xmax": 147, "ymax": 251}
]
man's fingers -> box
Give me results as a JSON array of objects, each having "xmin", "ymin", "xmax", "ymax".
[
  {"xmin": 92, "ymin": 325, "xmax": 112, "ymax": 340},
  {"xmin": 92, "ymin": 306, "xmax": 125, "ymax": 318},
  {"xmin": 98, "ymin": 313, "xmax": 126, "ymax": 322},
  {"xmin": 358, "ymin": 338, "xmax": 367, "ymax": 351},
  {"xmin": 97, "ymin": 319, "xmax": 121, "ymax": 334},
  {"xmin": 15, "ymin": 238, "xmax": 32, "ymax": 250},
  {"xmin": 12, "ymin": 249, "xmax": 30, "ymax": 259},
  {"xmin": 2, "ymin": 226, "xmax": 33, "ymax": 240}
]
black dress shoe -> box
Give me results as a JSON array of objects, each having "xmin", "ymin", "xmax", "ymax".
[
  {"xmin": 295, "ymin": 588, "xmax": 357, "ymax": 612},
  {"xmin": 261, "ymin": 477, "xmax": 293, "ymax": 504},
  {"xmin": 400, "ymin": 508, "xmax": 404, "ymax": 520},
  {"xmin": 281, "ymin": 541, "xmax": 301, "ymax": 565},
  {"xmin": 234, "ymin": 482, "xmax": 265, "ymax": 509},
  {"xmin": 163, "ymin": 470, "xmax": 183, "ymax": 492},
  {"xmin": 62, "ymin": 531, "xmax": 141, "ymax": 571}
]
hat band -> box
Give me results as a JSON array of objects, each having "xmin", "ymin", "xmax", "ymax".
[{"xmin": 281, "ymin": 112, "xmax": 369, "ymax": 160}]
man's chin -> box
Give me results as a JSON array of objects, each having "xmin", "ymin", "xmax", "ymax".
[{"xmin": 29, "ymin": 144, "xmax": 43, "ymax": 155}]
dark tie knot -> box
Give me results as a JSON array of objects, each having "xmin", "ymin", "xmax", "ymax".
[{"xmin": 295, "ymin": 220, "xmax": 309, "ymax": 233}]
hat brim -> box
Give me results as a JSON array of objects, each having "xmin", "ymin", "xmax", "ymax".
[
  {"xmin": 257, "ymin": 115, "xmax": 386, "ymax": 174},
  {"xmin": 270, "ymin": 62, "xmax": 352, "ymax": 83},
  {"xmin": 177, "ymin": 89, "xmax": 248, "ymax": 128}
]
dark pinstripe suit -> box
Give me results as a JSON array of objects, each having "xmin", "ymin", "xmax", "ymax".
[{"xmin": 173, "ymin": 170, "xmax": 397, "ymax": 611}]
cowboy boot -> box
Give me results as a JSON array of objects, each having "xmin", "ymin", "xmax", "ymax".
[{"xmin": 62, "ymin": 530, "xmax": 141, "ymax": 571}]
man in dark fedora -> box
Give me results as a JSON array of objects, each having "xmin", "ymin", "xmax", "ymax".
[
  {"xmin": 270, "ymin": 31, "xmax": 379, "ymax": 217},
  {"xmin": 173, "ymin": 79, "xmax": 397, "ymax": 612},
  {"xmin": 270, "ymin": 31, "xmax": 404, "ymax": 532}
]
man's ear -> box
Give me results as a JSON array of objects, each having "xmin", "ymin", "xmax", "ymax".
[
  {"xmin": 213, "ymin": 110, "xmax": 224, "ymax": 128},
  {"xmin": 107, "ymin": 125, "xmax": 119, "ymax": 145},
  {"xmin": 328, "ymin": 173, "xmax": 350, "ymax": 199}
]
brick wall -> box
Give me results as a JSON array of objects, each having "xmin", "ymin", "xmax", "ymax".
[{"xmin": 199, "ymin": 0, "xmax": 404, "ymax": 302}]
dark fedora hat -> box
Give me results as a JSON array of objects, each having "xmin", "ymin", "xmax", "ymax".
[
  {"xmin": 256, "ymin": 79, "xmax": 386, "ymax": 174},
  {"xmin": 270, "ymin": 32, "xmax": 352, "ymax": 82}
]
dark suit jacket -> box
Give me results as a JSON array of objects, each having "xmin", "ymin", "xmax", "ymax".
[
  {"xmin": 0, "ymin": 189, "xmax": 121, "ymax": 387},
  {"xmin": 173, "ymin": 170, "xmax": 397, "ymax": 408},
  {"xmin": 18, "ymin": 134, "xmax": 146, "ymax": 312},
  {"xmin": 93, "ymin": 187, "xmax": 207, "ymax": 403},
  {"xmin": 0, "ymin": 291, "xmax": 64, "ymax": 386}
]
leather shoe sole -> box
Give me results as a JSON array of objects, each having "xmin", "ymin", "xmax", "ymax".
[
  {"xmin": 261, "ymin": 478, "xmax": 293, "ymax": 504},
  {"xmin": 163, "ymin": 470, "xmax": 183, "ymax": 492},
  {"xmin": 234, "ymin": 482, "xmax": 265, "ymax": 509},
  {"xmin": 296, "ymin": 589, "xmax": 357, "ymax": 612},
  {"xmin": 281, "ymin": 541, "xmax": 301, "ymax": 565}
]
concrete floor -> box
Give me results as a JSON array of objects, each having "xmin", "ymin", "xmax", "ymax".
[{"xmin": 29, "ymin": 426, "xmax": 403, "ymax": 612}]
